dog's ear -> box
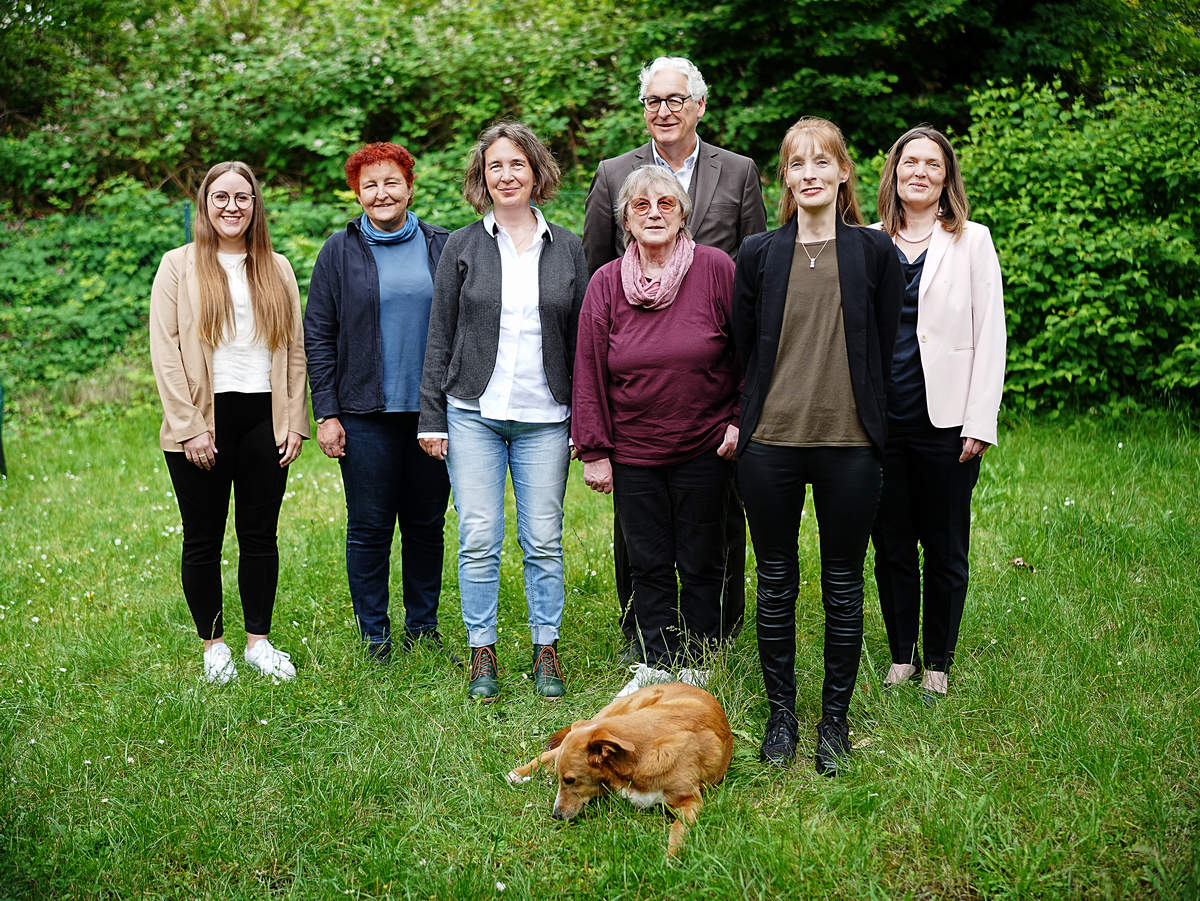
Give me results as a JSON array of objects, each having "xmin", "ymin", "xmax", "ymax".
[
  {"xmin": 586, "ymin": 728, "xmax": 637, "ymax": 777},
  {"xmin": 548, "ymin": 719, "xmax": 591, "ymax": 750}
]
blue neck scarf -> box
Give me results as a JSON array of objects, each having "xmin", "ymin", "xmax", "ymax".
[{"xmin": 359, "ymin": 211, "xmax": 420, "ymax": 245}]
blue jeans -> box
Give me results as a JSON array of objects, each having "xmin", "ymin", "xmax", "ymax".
[
  {"xmin": 339, "ymin": 412, "xmax": 451, "ymax": 645},
  {"xmin": 445, "ymin": 405, "xmax": 570, "ymax": 648}
]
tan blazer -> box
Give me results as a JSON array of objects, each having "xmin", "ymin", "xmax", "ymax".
[
  {"xmin": 149, "ymin": 244, "xmax": 309, "ymax": 451},
  {"xmin": 877, "ymin": 220, "xmax": 1006, "ymax": 446}
]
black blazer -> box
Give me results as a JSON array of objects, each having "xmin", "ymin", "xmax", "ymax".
[{"xmin": 731, "ymin": 216, "xmax": 903, "ymax": 456}]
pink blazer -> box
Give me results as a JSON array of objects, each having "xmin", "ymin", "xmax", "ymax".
[{"xmin": 875, "ymin": 220, "xmax": 1006, "ymax": 446}]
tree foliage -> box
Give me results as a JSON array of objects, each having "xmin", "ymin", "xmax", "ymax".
[{"xmin": 962, "ymin": 78, "xmax": 1200, "ymax": 412}]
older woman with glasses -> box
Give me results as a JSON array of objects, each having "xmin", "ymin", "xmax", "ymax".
[
  {"xmin": 150, "ymin": 161, "xmax": 307, "ymax": 684},
  {"xmin": 573, "ymin": 165, "xmax": 739, "ymax": 699},
  {"xmin": 419, "ymin": 122, "xmax": 587, "ymax": 702}
]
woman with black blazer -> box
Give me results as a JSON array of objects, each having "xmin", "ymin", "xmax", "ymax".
[{"xmin": 733, "ymin": 117, "xmax": 903, "ymax": 774}]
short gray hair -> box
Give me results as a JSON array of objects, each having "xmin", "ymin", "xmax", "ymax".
[
  {"xmin": 615, "ymin": 165, "xmax": 692, "ymax": 244},
  {"xmin": 638, "ymin": 56, "xmax": 708, "ymax": 102}
]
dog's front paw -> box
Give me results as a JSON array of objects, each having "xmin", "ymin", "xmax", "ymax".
[{"xmin": 506, "ymin": 769, "xmax": 531, "ymax": 786}]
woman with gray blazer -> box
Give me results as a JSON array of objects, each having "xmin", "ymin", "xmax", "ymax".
[{"xmin": 418, "ymin": 122, "xmax": 588, "ymax": 703}]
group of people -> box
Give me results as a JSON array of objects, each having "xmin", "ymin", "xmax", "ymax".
[{"xmin": 149, "ymin": 55, "xmax": 1006, "ymax": 776}]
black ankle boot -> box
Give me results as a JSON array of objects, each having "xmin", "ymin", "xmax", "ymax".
[
  {"xmin": 760, "ymin": 708, "xmax": 799, "ymax": 765},
  {"xmin": 815, "ymin": 714, "xmax": 851, "ymax": 776}
]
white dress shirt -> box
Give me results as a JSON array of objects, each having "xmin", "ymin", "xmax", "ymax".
[{"xmin": 652, "ymin": 139, "xmax": 701, "ymax": 192}]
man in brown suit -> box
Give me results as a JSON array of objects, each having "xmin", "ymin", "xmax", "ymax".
[{"xmin": 582, "ymin": 55, "xmax": 766, "ymax": 661}]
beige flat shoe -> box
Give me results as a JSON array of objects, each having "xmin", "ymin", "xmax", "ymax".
[
  {"xmin": 922, "ymin": 669, "xmax": 948, "ymax": 696},
  {"xmin": 883, "ymin": 663, "xmax": 919, "ymax": 687}
]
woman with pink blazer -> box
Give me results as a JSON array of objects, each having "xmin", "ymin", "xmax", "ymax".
[{"xmin": 870, "ymin": 126, "xmax": 1006, "ymax": 699}]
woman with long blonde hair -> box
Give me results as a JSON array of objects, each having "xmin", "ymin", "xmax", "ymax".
[
  {"xmin": 150, "ymin": 161, "xmax": 307, "ymax": 683},
  {"xmin": 733, "ymin": 118, "xmax": 903, "ymax": 773}
]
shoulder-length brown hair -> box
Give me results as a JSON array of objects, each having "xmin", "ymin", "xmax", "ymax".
[
  {"xmin": 776, "ymin": 117, "xmax": 864, "ymax": 226},
  {"xmin": 877, "ymin": 125, "xmax": 969, "ymax": 238},
  {"xmin": 192, "ymin": 161, "xmax": 293, "ymax": 352},
  {"xmin": 462, "ymin": 121, "xmax": 561, "ymax": 214}
]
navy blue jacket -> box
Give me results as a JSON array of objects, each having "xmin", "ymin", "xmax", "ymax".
[{"xmin": 305, "ymin": 217, "xmax": 449, "ymax": 419}]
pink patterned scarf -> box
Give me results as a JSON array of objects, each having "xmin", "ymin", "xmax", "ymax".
[{"xmin": 621, "ymin": 232, "xmax": 695, "ymax": 311}]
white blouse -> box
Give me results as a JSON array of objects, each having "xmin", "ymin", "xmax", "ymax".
[{"xmin": 211, "ymin": 252, "xmax": 272, "ymax": 394}]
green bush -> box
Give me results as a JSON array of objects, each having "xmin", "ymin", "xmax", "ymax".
[
  {"xmin": 0, "ymin": 178, "xmax": 180, "ymax": 389},
  {"xmin": 960, "ymin": 78, "xmax": 1200, "ymax": 413}
]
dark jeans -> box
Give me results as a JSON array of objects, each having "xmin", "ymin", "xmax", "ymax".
[
  {"xmin": 739, "ymin": 443, "xmax": 882, "ymax": 718},
  {"xmin": 614, "ymin": 478, "xmax": 745, "ymax": 644},
  {"xmin": 612, "ymin": 452, "xmax": 732, "ymax": 668},
  {"xmin": 872, "ymin": 421, "xmax": 979, "ymax": 673},
  {"xmin": 339, "ymin": 412, "xmax": 451, "ymax": 644},
  {"xmin": 164, "ymin": 392, "xmax": 288, "ymax": 640}
]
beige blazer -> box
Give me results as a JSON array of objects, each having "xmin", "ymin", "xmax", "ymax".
[
  {"xmin": 877, "ymin": 220, "xmax": 1006, "ymax": 446},
  {"xmin": 149, "ymin": 244, "xmax": 309, "ymax": 451}
]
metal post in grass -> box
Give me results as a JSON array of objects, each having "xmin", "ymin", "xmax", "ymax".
[
  {"xmin": 0, "ymin": 378, "xmax": 6, "ymax": 478},
  {"xmin": 184, "ymin": 200, "xmax": 192, "ymax": 243}
]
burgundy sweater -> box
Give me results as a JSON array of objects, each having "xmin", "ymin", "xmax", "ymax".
[{"xmin": 572, "ymin": 244, "xmax": 739, "ymax": 466}]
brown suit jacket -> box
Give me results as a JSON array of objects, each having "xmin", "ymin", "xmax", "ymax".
[{"xmin": 582, "ymin": 139, "xmax": 767, "ymax": 275}]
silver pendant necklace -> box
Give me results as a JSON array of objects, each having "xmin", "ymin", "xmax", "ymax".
[{"xmin": 798, "ymin": 238, "xmax": 832, "ymax": 269}]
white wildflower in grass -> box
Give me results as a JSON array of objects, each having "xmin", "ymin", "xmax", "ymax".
[
  {"xmin": 157, "ymin": 739, "xmax": 164, "ymax": 745},
  {"xmin": 114, "ymin": 538, "xmax": 121, "ymax": 546},
  {"xmin": 1118, "ymin": 442, "xmax": 1124, "ymax": 449},
  {"xmin": 126, "ymin": 757, "xmax": 133, "ymax": 764},
  {"xmin": 259, "ymin": 719, "xmax": 268, "ymax": 726},
  {"xmin": 496, "ymin": 883, "xmax": 506, "ymax": 892}
]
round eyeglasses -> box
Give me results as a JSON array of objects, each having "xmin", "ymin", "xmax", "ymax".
[
  {"xmin": 641, "ymin": 95, "xmax": 691, "ymax": 113},
  {"xmin": 209, "ymin": 191, "xmax": 255, "ymax": 209}
]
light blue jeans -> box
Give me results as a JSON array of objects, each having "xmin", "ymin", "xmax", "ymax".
[{"xmin": 445, "ymin": 405, "xmax": 570, "ymax": 648}]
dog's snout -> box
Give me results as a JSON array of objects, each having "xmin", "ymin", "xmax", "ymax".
[{"xmin": 551, "ymin": 806, "xmax": 569, "ymax": 820}]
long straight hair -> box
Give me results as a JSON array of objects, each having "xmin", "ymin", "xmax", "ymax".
[
  {"xmin": 776, "ymin": 117, "xmax": 864, "ymax": 226},
  {"xmin": 876, "ymin": 125, "xmax": 969, "ymax": 238},
  {"xmin": 192, "ymin": 161, "xmax": 293, "ymax": 352}
]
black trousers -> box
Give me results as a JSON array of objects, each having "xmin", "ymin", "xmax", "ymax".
[
  {"xmin": 740, "ymin": 443, "xmax": 882, "ymax": 718},
  {"xmin": 872, "ymin": 421, "xmax": 979, "ymax": 673},
  {"xmin": 612, "ymin": 453, "xmax": 731, "ymax": 668},
  {"xmin": 164, "ymin": 392, "xmax": 289, "ymax": 640},
  {"xmin": 614, "ymin": 478, "xmax": 745, "ymax": 644}
]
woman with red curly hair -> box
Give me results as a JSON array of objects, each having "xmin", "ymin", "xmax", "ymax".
[{"xmin": 304, "ymin": 142, "xmax": 453, "ymax": 665}]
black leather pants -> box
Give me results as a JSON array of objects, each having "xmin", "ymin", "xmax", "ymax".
[{"xmin": 740, "ymin": 443, "xmax": 882, "ymax": 718}]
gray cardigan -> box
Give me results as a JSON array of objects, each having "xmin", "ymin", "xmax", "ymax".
[{"xmin": 418, "ymin": 217, "xmax": 589, "ymax": 433}]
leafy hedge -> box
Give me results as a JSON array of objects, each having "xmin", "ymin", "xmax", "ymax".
[
  {"xmin": 961, "ymin": 78, "xmax": 1200, "ymax": 413},
  {"xmin": 3, "ymin": 79, "xmax": 1199, "ymax": 416}
]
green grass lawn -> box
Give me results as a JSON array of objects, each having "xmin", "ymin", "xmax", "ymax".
[{"xmin": 1, "ymin": 405, "xmax": 1198, "ymax": 899}]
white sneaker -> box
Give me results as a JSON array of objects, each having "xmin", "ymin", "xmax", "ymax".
[
  {"xmin": 679, "ymin": 667, "xmax": 710, "ymax": 690},
  {"xmin": 203, "ymin": 642, "xmax": 238, "ymax": 684},
  {"xmin": 244, "ymin": 638, "xmax": 296, "ymax": 680},
  {"xmin": 615, "ymin": 662, "xmax": 673, "ymax": 699}
]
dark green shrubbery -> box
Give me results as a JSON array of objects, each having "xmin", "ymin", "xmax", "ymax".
[
  {"xmin": 0, "ymin": 179, "xmax": 351, "ymax": 396},
  {"xmin": 962, "ymin": 78, "xmax": 1200, "ymax": 413},
  {"xmin": 0, "ymin": 178, "xmax": 179, "ymax": 389}
]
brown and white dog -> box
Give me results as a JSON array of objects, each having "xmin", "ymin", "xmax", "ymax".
[{"xmin": 507, "ymin": 682, "xmax": 733, "ymax": 856}]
